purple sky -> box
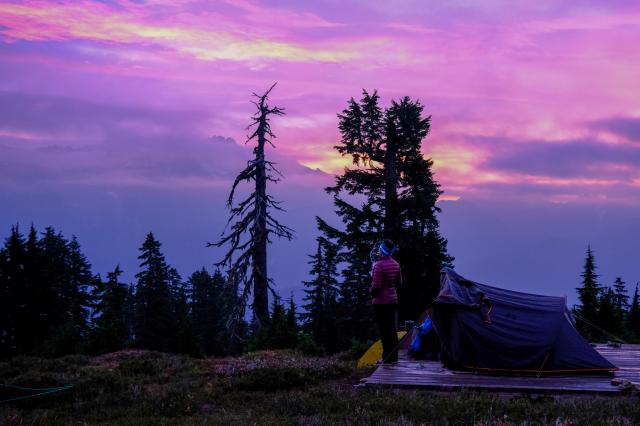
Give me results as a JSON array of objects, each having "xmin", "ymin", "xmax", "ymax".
[{"xmin": 1, "ymin": 0, "xmax": 640, "ymax": 305}]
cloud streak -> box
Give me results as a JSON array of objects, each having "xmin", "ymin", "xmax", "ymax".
[
  {"xmin": 0, "ymin": 91, "xmax": 328, "ymax": 190},
  {"xmin": 0, "ymin": 1, "xmax": 359, "ymax": 63},
  {"xmin": 591, "ymin": 116, "xmax": 640, "ymax": 143}
]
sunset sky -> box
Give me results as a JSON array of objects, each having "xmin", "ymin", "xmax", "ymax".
[{"xmin": 1, "ymin": 0, "xmax": 639, "ymax": 303}]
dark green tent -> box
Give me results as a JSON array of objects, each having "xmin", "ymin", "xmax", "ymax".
[{"xmin": 431, "ymin": 268, "xmax": 616, "ymax": 374}]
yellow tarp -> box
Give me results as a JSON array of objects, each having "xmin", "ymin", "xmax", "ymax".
[{"xmin": 357, "ymin": 331, "xmax": 406, "ymax": 368}]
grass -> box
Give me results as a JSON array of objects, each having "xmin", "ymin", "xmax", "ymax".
[{"xmin": 0, "ymin": 350, "xmax": 638, "ymax": 425}]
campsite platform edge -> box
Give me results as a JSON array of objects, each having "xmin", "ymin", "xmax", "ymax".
[{"xmin": 362, "ymin": 344, "xmax": 640, "ymax": 395}]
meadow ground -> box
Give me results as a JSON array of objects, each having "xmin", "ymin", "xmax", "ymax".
[{"xmin": 1, "ymin": 350, "xmax": 639, "ymax": 425}]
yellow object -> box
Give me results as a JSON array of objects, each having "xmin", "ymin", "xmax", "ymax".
[{"xmin": 357, "ymin": 331, "xmax": 406, "ymax": 368}]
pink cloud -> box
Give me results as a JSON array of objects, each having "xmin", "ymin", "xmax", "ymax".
[
  {"xmin": 1, "ymin": 0, "xmax": 640, "ymax": 204},
  {"xmin": 222, "ymin": 0, "xmax": 345, "ymax": 28},
  {"xmin": 0, "ymin": 1, "xmax": 359, "ymax": 62}
]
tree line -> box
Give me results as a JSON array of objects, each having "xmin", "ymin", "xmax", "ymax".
[
  {"xmin": 1, "ymin": 225, "xmax": 636, "ymax": 359},
  {"xmin": 574, "ymin": 246, "xmax": 640, "ymax": 342},
  {"xmin": 0, "ymin": 225, "xmax": 301, "ymax": 358}
]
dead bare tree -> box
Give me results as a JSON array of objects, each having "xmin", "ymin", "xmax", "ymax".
[{"xmin": 210, "ymin": 83, "xmax": 294, "ymax": 336}]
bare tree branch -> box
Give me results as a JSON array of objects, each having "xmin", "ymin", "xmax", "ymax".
[{"xmin": 209, "ymin": 83, "xmax": 295, "ymax": 336}]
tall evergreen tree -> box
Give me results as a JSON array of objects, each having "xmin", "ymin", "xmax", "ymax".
[
  {"xmin": 575, "ymin": 245, "xmax": 602, "ymax": 339},
  {"xmin": 124, "ymin": 284, "xmax": 136, "ymax": 347},
  {"xmin": 596, "ymin": 287, "xmax": 617, "ymax": 340},
  {"xmin": 133, "ymin": 232, "xmax": 175, "ymax": 352},
  {"xmin": 39, "ymin": 229, "xmax": 93, "ymax": 355},
  {"xmin": 211, "ymin": 83, "xmax": 293, "ymax": 335},
  {"xmin": 628, "ymin": 284, "xmax": 640, "ymax": 340},
  {"xmin": 395, "ymin": 127, "xmax": 452, "ymax": 320},
  {"xmin": 190, "ymin": 269, "xmax": 227, "ymax": 355},
  {"xmin": 301, "ymin": 237, "xmax": 340, "ymax": 353},
  {"xmin": 318, "ymin": 90, "xmax": 452, "ymax": 347},
  {"xmin": 90, "ymin": 265, "xmax": 131, "ymax": 354},
  {"xmin": 286, "ymin": 295, "xmax": 298, "ymax": 340},
  {"xmin": 14, "ymin": 225, "xmax": 45, "ymax": 355},
  {"xmin": 320, "ymin": 91, "xmax": 390, "ymax": 346},
  {"xmin": 21, "ymin": 225, "xmax": 42, "ymax": 353},
  {"xmin": 61, "ymin": 236, "xmax": 94, "ymax": 350},
  {"xmin": 576, "ymin": 246, "xmax": 601, "ymax": 319},
  {"xmin": 0, "ymin": 225, "xmax": 27, "ymax": 356},
  {"xmin": 612, "ymin": 277, "xmax": 629, "ymax": 335},
  {"xmin": 254, "ymin": 295, "xmax": 299, "ymax": 350},
  {"xmin": 168, "ymin": 267, "xmax": 198, "ymax": 354},
  {"xmin": 0, "ymin": 237, "xmax": 6, "ymax": 357},
  {"xmin": 37, "ymin": 227, "xmax": 68, "ymax": 353},
  {"xmin": 317, "ymin": 204, "xmax": 379, "ymax": 346}
]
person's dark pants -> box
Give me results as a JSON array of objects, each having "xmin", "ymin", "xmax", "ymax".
[{"xmin": 374, "ymin": 303, "xmax": 398, "ymax": 363}]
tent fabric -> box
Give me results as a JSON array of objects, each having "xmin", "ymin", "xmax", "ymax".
[
  {"xmin": 409, "ymin": 318, "xmax": 433, "ymax": 355},
  {"xmin": 357, "ymin": 331, "xmax": 406, "ymax": 368},
  {"xmin": 408, "ymin": 317, "xmax": 440, "ymax": 360},
  {"xmin": 432, "ymin": 268, "xmax": 617, "ymax": 374}
]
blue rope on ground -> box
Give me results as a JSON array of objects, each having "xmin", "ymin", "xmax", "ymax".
[{"xmin": 0, "ymin": 384, "xmax": 73, "ymax": 404}]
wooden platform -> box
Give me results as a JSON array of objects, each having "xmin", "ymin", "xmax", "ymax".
[{"xmin": 362, "ymin": 344, "xmax": 640, "ymax": 395}]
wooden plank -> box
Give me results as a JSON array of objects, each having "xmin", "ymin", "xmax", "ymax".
[{"xmin": 362, "ymin": 344, "xmax": 640, "ymax": 394}]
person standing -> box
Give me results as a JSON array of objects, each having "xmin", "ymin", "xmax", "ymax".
[{"xmin": 369, "ymin": 239, "xmax": 402, "ymax": 364}]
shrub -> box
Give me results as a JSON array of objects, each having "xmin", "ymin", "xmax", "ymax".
[
  {"xmin": 118, "ymin": 357, "xmax": 160, "ymax": 377},
  {"xmin": 295, "ymin": 334, "xmax": 325, "ymax": 356},
  {"xmin": 229, "ymin": 367, "xmax": 319, "ymax": 392}
]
